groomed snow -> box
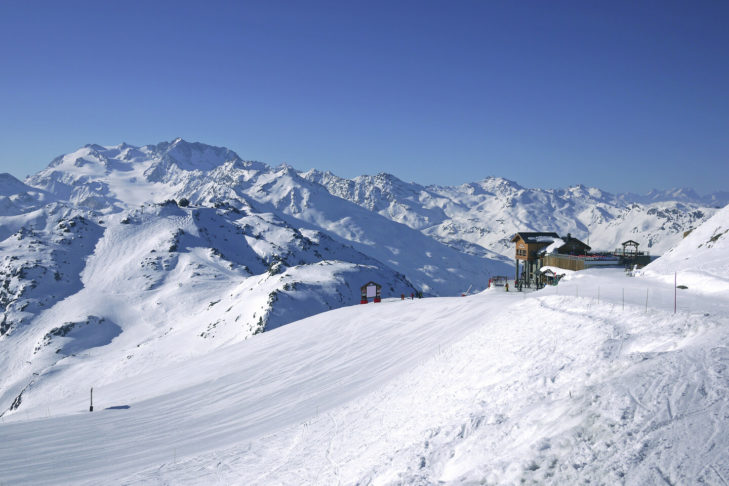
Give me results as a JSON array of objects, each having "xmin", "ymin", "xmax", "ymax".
[{"xmin": 2, "ymin": 268, "xmax": 728, "ymax": 485}]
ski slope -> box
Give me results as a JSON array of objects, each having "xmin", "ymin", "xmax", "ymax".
[{"xmin": 2, "ymin": 266, "xmax": 729, "ymax": 485}]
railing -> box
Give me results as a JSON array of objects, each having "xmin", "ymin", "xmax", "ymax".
[
  {"xmin": 612, "ymin": 249, "xmax": 650, "ymax": 257},
  {"xmin": 544, "ymin": 253, "xmax": 619, "ymax": 262}
]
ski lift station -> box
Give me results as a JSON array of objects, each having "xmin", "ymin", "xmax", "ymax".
[{"xmin": 511, "ymin": 232, "xmax": 653, "ymax": 286}]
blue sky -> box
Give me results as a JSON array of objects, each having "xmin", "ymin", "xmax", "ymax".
[{"xmin": 1, "ymin": 0, "xmax": 727, "ymax": 194}]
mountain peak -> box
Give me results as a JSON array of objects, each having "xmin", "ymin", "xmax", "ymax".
[
  {"xmin": 0, "ymin": 173, "xmax": 29, "ymax": 195},
  {"xmin": 148, "ymin": 139, "xmax": 243, "ymax": 174},
  {"xmin": 83, "ymin": 143, "xmax": 106, "ymax": 151}
]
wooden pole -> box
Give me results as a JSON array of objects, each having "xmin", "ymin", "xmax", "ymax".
[{"xmin": 90, "ymin": 387, "xmax": 93, "ymax": 412}]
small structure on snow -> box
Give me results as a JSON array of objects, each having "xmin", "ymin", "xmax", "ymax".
[
  {"xmin": 612, "ymin": 240, "xmax": 651, "ymax": 267},
  {"xmin": 620, "ymin": 239, "xmax": 640, "ymax": 256},
  {"xmin": 540, "ymin": 268, "xmax": 566, "ymax": 286},
  {"xmin": 360, "ymin": 281, "xmax": 382, "ymax": 304}
]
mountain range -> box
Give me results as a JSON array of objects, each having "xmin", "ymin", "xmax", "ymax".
[
  {"xmin": 0, "ymin": 138, "xmax": 725, "ymax": 418},
  {"xmin": 1, "ymin": 163, "xmax": 728, "ymax": 484}
]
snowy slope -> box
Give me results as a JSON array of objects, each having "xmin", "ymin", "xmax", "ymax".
[
  {"xmin": 1, "ymin": 140, "xmax": 728, "ymax": 484},
  {"xmin": 0, "ymin": 173, "xmax": 53, "ymax": 220},
  {"xmin": 0, "ymin": 199, "xmax": 416, "ymax": 416},
  {"xmin": 641, "ymin": 203, "xmax": 729, "ymax": 292},
  {"xmin": 7, "ymin": 139, "xmax": 507, "ymax": 418},
  {"xmin": 1, "ymin": 267, "xmax": 728, "ymax": 485}
]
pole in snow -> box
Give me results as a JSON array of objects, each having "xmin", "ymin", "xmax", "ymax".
[{"xmin": 90, "ymin": 387, "xmax": 93, "ymax": 412}]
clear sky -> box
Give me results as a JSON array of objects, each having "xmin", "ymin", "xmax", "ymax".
[{"xmin": 1, "ymin": 0, "xmax": 727, "ymax": 194}]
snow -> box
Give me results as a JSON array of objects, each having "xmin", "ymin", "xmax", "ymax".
[
  {"xmin": 2, "ymin": 266, "xmax": 729, "ymax": 484},
  {"xmin": 530, "ymin": 235, "xmax": 556, "ymax": 243},
  {"xmin": 305, "ymin": 171, "xmax": 719, "ymax": 259},
  {"xmin": 541, "ymin": 238, "xmax": 565, "ymax": 254},
  {"xmin": 640, "ymin": 203, "xmax": 729, "ymax": 294},
  {"xmin": 0, "ymin": 200, "xmax": 417, "ymax": 420},
  {"xmin": 539, "ymin": 265, "xmax": 573, "ymax": 276},
  {"xmin": 1, "ymin": 140, "xmax": 728, "ymax": 484},
  {"xmin": 23, "ymin": 140, "xmax": 510, "ymax": 295}
]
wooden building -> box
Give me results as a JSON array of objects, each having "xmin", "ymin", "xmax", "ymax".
[
  {"xmin": 513, "ymin": 231, "xmax": 651, "ymax": 281},
  {"xmin": 541, "ymin": 253, "xmax": 619, "ymax": 271},
  {"xmin": 511, "ymin": 232, "xmax": 600, "ymax": 284},
  {"xmin": 556, "ymin": 233, "xmax": 591, "ymax": 255},
  {"xmin": 510, "ymin": 232, "xmax": 559, "ymax": 285}
]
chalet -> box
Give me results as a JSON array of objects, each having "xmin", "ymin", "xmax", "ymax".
[
  {"xmin": 512, "ymin": 231, "xmax": 657, "ymax": 286},
  {"xmin": 511, "ymin": 232, "xmax": 604, "ymax": 284},
  {"xmin": 510, "ymin": 232, "xmax": 559, "ymax": 285}
]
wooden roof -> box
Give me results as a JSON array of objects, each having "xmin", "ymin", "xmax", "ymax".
[{"xmin": 561, "ymin": 234, "xmax": 591, "ymax": 252}]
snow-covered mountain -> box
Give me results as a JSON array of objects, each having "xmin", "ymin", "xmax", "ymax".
[
  {"xmin": 0, "ymin": 172, "xmax": 53, "ymax": 219},
  {"xmin": 618, "ymin": 187, "xmax": 729, "ymax": 207},
  {"xmin": 641, "ymin": 202, "xmax": 729, "ymax": 292},
  {"xmin": 0, "ymin": 140, "xmax": 509, "ymax": 417},
  {"xmin": 24, "ymin": 139, "xmax": 508, "ymax": 293},
  {"xmin": 0, "ymin": 196, "xmax": 423, "ymax": 414},
  {"xmin": 1, "ymin": 138, "xmax": 723, "ymax": 420},
  {"xmin": 2, "ymin": 139, "xmax": 728, "ymax": 483},
  {"xmin": 303, "ymin": 171, "xmax": 720, "ymax": 258},
  {"xmin": 2, "ymin": 205, "xmax": 729, "ymax": 484}
]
